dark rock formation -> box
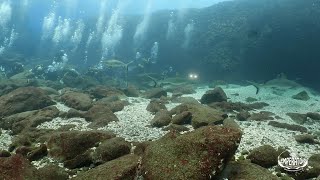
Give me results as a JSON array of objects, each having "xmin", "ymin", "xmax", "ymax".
[
  {"xmin": 200, "ymin": 87, "xmax": 227, "ymax": 104},
  {"xmin": 47, "ymin": 131, "xmax": 114, "ymax": 162},
  {"xmin": 73, "ymin": 154, "xmax": 140, "ymax": 180},
  {"xmin": 268, "ymin": 121, "xmax": 308, "ymax": 132},
  {"xmin": 170, "ymin": 103, "xmax": 225, "ymax": 128},
  {"xmin": 142, "ymin": 126, "xmax": 241, "ymax": 179},
  {"xmin": 84, "ymin": 105, "xmax": 119, "ymax": 129},
  {"xmin": 60, "ymin": 91, "xmax": 93, "ymax": 111},
  {"xmin": 0, "ymin": 87, "xmax": 55, "ymax": 117},
  {"xmin": 150, "ymin": 110, "xmax": 172, "ymax": 127},
  {"xmin": 247, "ymin": 145, "xmax": 279, "ymax": 168},
  {"xmin": 0, "ymin": 154, "xmax": 42, "ymax": 180}
]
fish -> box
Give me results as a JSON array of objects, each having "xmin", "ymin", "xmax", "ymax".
[{"xmin": 101, "ymin": 59, "xmax": 133, "ymax": 88}]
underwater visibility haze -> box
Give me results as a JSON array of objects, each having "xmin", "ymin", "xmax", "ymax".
[{"xmin": 0, "ymin": 0, "xmax": 320, "ymax": 179}]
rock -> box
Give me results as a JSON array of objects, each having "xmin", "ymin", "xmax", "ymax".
[
  {"xmin": 170, "ymin": 103, "xmax": 225, "ymax": 128},
  {"xmin": 163, "ymin": 124, "xmax": 190, "ymax": 132},
  {"xmin": 73, "ymin": 154, "xmax": 140, "ymax": 180},
  {"xmin": 208, "ymin": 101, "xmax": 269, "ymax": 113},
  {"xmin": 84, "ymin": 105, "xmax": 119, "ymax": 129},
  {"xmin": 150, "ymin": 110, "xmax": 172, "ymax": 127},
  {"xmin": 94, "ymin": 98, "xmax": 126, "ymax": 112},
  {"xmin": 236, "ymin": 110, "xmax": 251, "ymax": 121},
  {"xmin": 142, "ymin": 126, "xmax": 241, "ymax": 179},
  {"xmin": 26, "ymin": 144, "xmax": 48, "ymax": 161},
  {"xmin": 89, "ymin": 86, "xmax": 125, "ymax": 99},
  {"xmin": 143, "ymin": 88, "xmax": 167, "ymax": 99},
  {"xmin": 39, "ymin": 86, "xmax": 60, "ymax": 95},
  {"xmin": 249, "ymin": 111, "xmax": 274, "ymax": 121},
  {"xmin": 0, "ymin": 78, "xmax": 39, "ymax": 96},
  {"xmin": 171, "ymin": 96, "xmax": 199, "ymax": 104},
  {"xmin": 219, "ymin": 160, "xmax": 279, "ymax": 180},
  {"xmin": 268, "ymin": 121, "xmax": 308, "ymax": 132},
  {"xmin": 60, "ymin": 91, "xmax": 93, "ymax": 111},
  {"xmin": 0, "ymin": 154, "xmax": 41, "ymax": 180},
  {"xmin": 47, "ymin": 131, "xmax": 115, "ymax": 162},
  {"xmin": 91, "ymin": 137, "xmax": 131, "ymax": 165},
  {"xmin": 27, "ymin": 144, "xmax": 48, "ymax": 161},
  {"xmin": 9, "ymin": 136, "xmax": 32, "ymax": 152},
  {"xmin": 307, "ymin": 112, "xmax": 320, "ymax": 120},
  {"xmin": 306, "ymin": 154, "xmax": 320, "ymax": 178},
  {"xmin": 0, "ymin": 87, "xmax": 55, "ymax": 117},
  {"xmin": 292, "ymin": 90, "xmax": 310, "ymax": 101},
  {"xmin": 61, "ymin": 108, "xmax": 85, "ymax": 118},
  {"xmin": 123, "ymin": 85, "xmax": 140, "ymax": 97},
  {"xmin": 200, "ymin": 87, "xmax": 227, "ymax": 104},
  {"xmin": 247, "ymin": 145, "xmax": 278, "ymax": 168},
  {"xmin": 63, "ymin": 151, "xmax": 92, "ymax": 169},
  {"xmin": 286, "ymin": 112, "xmax": 308, "ymax": 124},
  {"xmin": 15, "ymin": 146, "xmax": 32, "ymax": 157},
  {"xmin": 0, "ymin": 150, "xmax": 11, "ymax": 157},
  {"xmin": 1, "ymin": 106, "xmax": 60, "ymax": 134},
  {"xmin": 171, "ymin": 111, "xmax": 192, "ymax": 125},
  {"xmin": 294, "ymin": 134, "xmax": 316, "ymax": 144},
  {"xmin": 290, "ymin": 154, "xmax": 320, "ymax": 179},
  {"xmin": 37, "ymin": 165, "xmax": 69, "ymax": 180},
  {"xmin": 146, "ymin": 99, "xmax": 167, "ymax": 113},
  {"xmin": 223, "ymin": 118, "xmax": 241, "ymax": 130}
]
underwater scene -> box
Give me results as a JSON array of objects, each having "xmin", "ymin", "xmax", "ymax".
[{"xmin": 0, "ymin": 0, "xmax": 320, "ymax": 179}]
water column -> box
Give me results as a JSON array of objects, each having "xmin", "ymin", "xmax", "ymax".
[{"xmin": 133, "ymin": 0, "xmax": 153, "ymax": 48}]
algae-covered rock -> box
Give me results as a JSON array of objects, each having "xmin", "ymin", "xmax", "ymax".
[
  {"xmin": 0, "ymin": 87, "xmax": 55, "ymax": 117},
  {"xmin": 84, "ymin": 105, "xmax": 119, "ymax": 129},
  {"xmin": 47, "ymin": 131, "xmax": 115, "ymax": 162},
  {"xmin": 74, "ymin": 154, "xmax": 140, "ymax": 180},
  {"xmin": 0, "ymin": 154, "xmax": 42, "ymax": 180},
  {"xmin": 91, "ymin": 137, "xmax": 131, "ymax": 164},
  {"xmin": 142, "ymin": 126, "xmax": 242, "ymax": 179},
  {"xmin": 219, "ymin": 160, "xmax": 279, "ymax": 180},
  {"xmin": 60, "ymin": 91, "xmax": 93, "ymax": 111},
  {"xmin": 150, "ymin": 110, "xmax": 172, "ymax": 127},
  {"xmin": 200, "ymin": 87, "xmax": 227, "ymax": 104},
  {"xmin": 247, "ymin": 145, "xmax": 278, "ymax": 168},
  {"xmin": 170, "ymin": 103, "xmax": 225, "ymax": 128}
]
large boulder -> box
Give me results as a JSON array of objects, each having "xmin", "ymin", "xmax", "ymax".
[
  {"xmin": 0, "ymin": 87, "xmax": 55, "ymax": 117},
  {"xmin": 0, "ymin": 154, "xmax": 42, "ymax": 180},
  {"xmin": 74, "ymin": 154, "xmax": 140, "ymax": 180},
  {"xmin": 200, "ymin": 87, "xmax": 227, "ymax": 104},
  {"xmin": 89, "ymin": 86, "xmax": 125, "ymax": 99},
  {"xmin": 60, "ymin": 91, "xmax": 93, "ymax": 111},
  {"xmin": 246, "ymin": 145, "xmax": 279, "ymax": 168},
  {"xmin": 170, "ymin": 103, "xmax": 225, "ymax": 128},
  {"xmin": 150, "ymin": 110, "xmax": 172, "ymax": 127},
  {"xmin": 0, "ymin": 106, "xmax": 60, "ymax": 134},
  {"xmin": 91, "ymin": 137, "xmax": 131, "ymax": 164},
  {"xmin": 219, "ymin": 160, "xmax": 279, "ymax": 180},
  {"xmin": 47, "ymin": 131, "xmax": 115, "ymax": 162},
  {"xmin": 84, "ymin": 105, "xmax": 119, "ymax": 129},
  {"xmin": 142, "ymin": 126, "xmax": 242, "ymax": 179}
]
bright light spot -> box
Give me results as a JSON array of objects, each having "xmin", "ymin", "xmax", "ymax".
[{"xmin": 188, "ymin": 73, "xmax": 198, "ymax": 80}]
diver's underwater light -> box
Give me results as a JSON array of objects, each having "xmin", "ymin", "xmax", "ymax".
[{"xmin": 188, "ymin": 73, "xmax": 198, "ymax": 80}]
